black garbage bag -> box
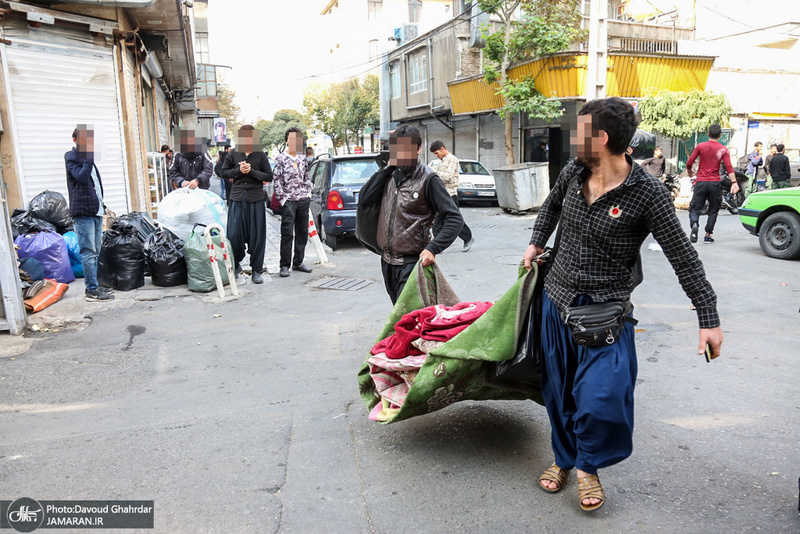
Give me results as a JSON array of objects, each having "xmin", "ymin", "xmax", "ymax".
[
  {"xmin": 29, "ymin": 190, "xmax": 73, "ymax": 231},
  {"xmin": 97, "ymin": 220, "xmax": 146, "ymax": 291},
  {"xmin": 11, "ymin": 211, "xmax": 57, "ymax": 239},
  {"xmin": 118, "ymin": 211, "xmax": 157, "ymax": 243},
  {"xmin": 144, "ymin": 227, "xmax": 187, "ymax": 287}
]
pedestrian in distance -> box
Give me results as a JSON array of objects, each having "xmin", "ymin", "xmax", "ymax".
[
  {"xmin": 769, "ymin": 144, "xmax": 792, "ymax": 189},
  {"xmin": 522, "ymin": 97, "xmax": 723, "ymax": 512},
  {"xmin": 745, "ymin": 141, "xmax": 763, "ymax": 195},
  {"xmin": 532, "ymin": 140, "xmax": 548, "ymax": 162},
  {"xmin": 685, "ymin": 124, "xmax": 739, "ymax": 244},
  {"xmin": 640, "ymin": 145, "xmax": 666, "ymax": 179},
  {"xmin": 274, "ymin": 127, "xmax": 314, "ymax": 278},
  {"xmin": 359, "ymin": 125, "xmax": 463, "ymax": 304},
  {"xmin": 160, "ymin": 144, "xmax": 174, "ymax": 169},
  {"xmin": 764, "ymin": 143, "xmax": 778, "ymax": 189},
  {"xmin": 221, "ymin": 125, "xmax": 273, "ymax": 284},
  {"xmin": 169, "ymin": 129, "xmax": 214, "ymax": 190},
  {"xmin": 65, "ymin": 125, "xmax": 114, "ymax": 302},
  {"xmin": 430, "ymin": 140, "xmax": 474, "ymax": 252},
  {"xmin": 215, "ymin": 143, "xmax": 233, "ymax": 203},
  {"xmin": 305, "ymin": 146, "xmax": 315, "ymax": 166}
]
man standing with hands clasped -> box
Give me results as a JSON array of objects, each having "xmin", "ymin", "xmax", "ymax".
[
  {"xmin": 522, "ymin": 97, "xmax": 723, "ymax": 512},
  {"xmin": 273, "ymin": 127, "xmax": 314, "ymax": 278},
  {"xmin": 221, "ymin": 125, "xmax": 273, "ymax": 284}
]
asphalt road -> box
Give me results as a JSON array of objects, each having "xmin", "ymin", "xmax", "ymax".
[{"xmin": 1, "ymin": 206, "xmax": 798, "ymax": 533}]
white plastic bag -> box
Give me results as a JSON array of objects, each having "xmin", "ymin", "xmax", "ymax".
[{"xmin": 157, "ymin": 188, "xmax": 227, "ymax": 243}]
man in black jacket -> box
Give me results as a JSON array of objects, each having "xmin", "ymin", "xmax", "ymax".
[
  {"xmin": 770, "ymin": 144, "xmax": 792, "ymax": 189},
  {"xmin": 221, "ymin": 125, "xmax": 273, "ymax": 283},
  {"xmin": 169, "ymin": 129, "xmax": 214, "ymax": 190},
  {"xmin": 215, "ymin": 143, "xmax": 232, "ymax": 202},
  {"xmin": 359, "ymin": 125, "xmax": 463, "ymax": 303}
]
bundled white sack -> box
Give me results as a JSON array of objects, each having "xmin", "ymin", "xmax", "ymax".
[{"xmin": 157, "ymin": 188, "xmax": 227, "ymax": 243}]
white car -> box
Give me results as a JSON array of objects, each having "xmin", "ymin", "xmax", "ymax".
[{"xmin": 429, "ymin": 159, "xmax": 497, "ymax": 204}]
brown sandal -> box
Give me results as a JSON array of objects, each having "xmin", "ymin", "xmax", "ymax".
[
  {"xmin": 538, "ymin": 463, "xmax": 569, "ymax": 493},
  {"xmin": 578, "ymin": 474, "xmax": 605, "ymax": 512}
]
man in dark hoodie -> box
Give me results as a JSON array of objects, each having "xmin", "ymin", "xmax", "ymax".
[
  {"xmin": 169, "ymin": 129, "xmax": 214, "ymax": 190},
  {"xmin": 359, "ymin": 124, "xmax": 464, "ymax": 304},
  {"xmin": 65, "ymin": 125, "xmax": 114, "ymax": 302}
]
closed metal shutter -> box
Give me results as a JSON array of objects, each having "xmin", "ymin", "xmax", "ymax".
[
  {"xmin": 2, "ymin": 24, "xmax": 131, "ymax": 214},
  {"xmin": 155, "ymin": 84, "xmax": 169, "ymax": 149}
]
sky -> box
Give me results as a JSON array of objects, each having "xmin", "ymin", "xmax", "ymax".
[
  {"xmin": 206, "ymin": 0, "xmax": 800, "ymax": 123},
  {"xmin": 207, "ymin": 0, "xmax": 330, "ymax": 124}
]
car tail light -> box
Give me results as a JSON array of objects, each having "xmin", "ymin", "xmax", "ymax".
[{"xmin": 327, "ymin": 190, "xmax": 344, "ymax": 210}]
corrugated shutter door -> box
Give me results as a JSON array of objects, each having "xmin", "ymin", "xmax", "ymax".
[
  {"xmin": 155, "ymin": 85, "xmax": 169, "ymax": 148},
  {"xmin": 3, "ymin": 39, "xmax": 131, "ymax": 214}
]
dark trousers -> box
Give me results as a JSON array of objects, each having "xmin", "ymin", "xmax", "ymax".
[
  {"xmin": 227, "ymin": 199, "xmax": 266, "ymax": 272},
  {"xmin": 433, "ymin": 195, "xmax": 472, "ymax": 244},
  {"xmin": 540, "ymin": 290, "xmax": 637, "ymax": 474},
  {"xmin": 280, "ymin": 199, "xmax": 310, "ymax": 268},
  {"xmin": 689, "ymin": 181, "xmax": 722, "ymax": 234},
  {"xmin": 380, "ymin": 259, "xmax": 416, "ymax": 305}
]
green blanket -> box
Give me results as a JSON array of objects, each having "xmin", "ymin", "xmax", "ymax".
[{"xmin": 358, "ymin": 261, "xmax": 544, "ymax": 424}]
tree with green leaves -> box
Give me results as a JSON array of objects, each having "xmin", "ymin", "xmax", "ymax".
[
  {"xmin": 258, "ymin": 110, "xmax": 307, "ymax": 153},
  {"xmin": 638, "ymin": 90, "xmax": 733, "ymax": 158},
  {"xmin": 217, "ymin": 80, "xmax": 242, "ymax": 136},
  {"xmin": 479, "ymin": 0, "xmax": 585, "ymax": 165}
]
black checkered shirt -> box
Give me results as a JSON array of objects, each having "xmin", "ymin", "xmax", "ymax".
[{"xmin": 530, "ymin": 159, "xmax": 720, "ymax": 329}]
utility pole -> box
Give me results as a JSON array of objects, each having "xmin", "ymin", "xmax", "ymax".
[{"xmin": 585, "ymin": 0, "xmax": 608, "ymax": 100}]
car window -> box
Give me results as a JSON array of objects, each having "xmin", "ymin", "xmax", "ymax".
[
  {"xmin": 460, "ymin": 161, "xmax": 490, "ymax": 175},
  {"xmin": 312, "ymin": 162, "xmax": 327, "ymax": 189},
  {"xmin": 331, "ymin": 159, "xmax": 378, "ymax": 187}
]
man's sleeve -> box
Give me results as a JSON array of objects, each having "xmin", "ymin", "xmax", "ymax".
[
  {"xmin": 529, "ymin": 164, "xmax": 572, "ymax": 247},
  {"xmin": 359, "ymin": 166, "xmax": 394, "ymax": 207},
  {"xmin": 425, "ymin": 175, "xmax": 463, "ymax": 255},
  {"xmin": 249, "ymin": 155, "xmax": 273, "ymax": 182},
  {"xmin": 686, "ymin": 146, "xmax": 700, "ymax": 171},
  {"xmin": 273, "ymin": 158, "xmax": 284, "ymax": 200},
  {"xmin": 646, "ymin": 185, "xmax": 720, "ymax": 329},
  {"xmin": 659, "ymin": 158, "xmax": 666, "ymax": 175},
  {"xmin": 780, "ymin": 156, "xmax": 791, "ymax": 178},
  {"xmin": 221, "ymin": 153, "xmax": 238, "ymax": 179},
  {"xmin": 195, "ymin": 154, "xmax": 214, "ymax": 188},
  {"xmin": 169, "ymin": 157, "xmax": 185, "ymax": 188},
  {"xmin": 65, "ymin": 152, "xmax": 94, "ymax": 186},
  {"xmin": 722, "ymin": 150, "xmax": 734, "ymax": 175}
]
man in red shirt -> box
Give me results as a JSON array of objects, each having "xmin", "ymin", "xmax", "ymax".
[{"xmin": 685, "ymin": 124, "xmax": 739, "ymax": 243}]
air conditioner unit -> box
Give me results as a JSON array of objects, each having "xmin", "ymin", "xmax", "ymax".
[{"xmin": 400, "ymin": 23, "xmax": 419, "ymax": 44}]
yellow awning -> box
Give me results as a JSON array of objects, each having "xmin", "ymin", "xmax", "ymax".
[{"xmin": 447, "ymin": 53, "xmax": 714, "ymax": 115}]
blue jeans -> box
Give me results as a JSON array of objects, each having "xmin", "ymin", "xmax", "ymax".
[{"xmin": 73, "ymin": 216, "xmax": 103, "ymax": 291}]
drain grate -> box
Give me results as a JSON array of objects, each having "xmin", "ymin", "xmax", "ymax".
[{"xmin": 309, "ymin": 277, "xmax": 373, "ymax": 291}]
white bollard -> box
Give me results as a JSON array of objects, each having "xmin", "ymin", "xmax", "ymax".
[
  {"xmin": 205, "ymin": 223, "xmax": 239, "ymax": 299},
  {"xmin": 307, "ymin": 213, "xmax": 328, "ymax": 265}
]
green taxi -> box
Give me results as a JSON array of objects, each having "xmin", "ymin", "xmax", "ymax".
[{"xmin": 739, "ymin": 187, "xmax": 800, "ymax": 260}]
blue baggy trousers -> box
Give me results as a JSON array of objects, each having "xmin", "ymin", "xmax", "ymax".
[{"xmin": 540, "ymin": 290, "xmax": 638, "ymax": 474}]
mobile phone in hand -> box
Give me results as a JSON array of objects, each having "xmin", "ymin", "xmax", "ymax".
[{"xmin": 704, "ymin": 342, "xmax": 712, "ymax": 363}]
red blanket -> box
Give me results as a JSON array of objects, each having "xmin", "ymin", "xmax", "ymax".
[{"xmin": 371, "ymin": 301, "xmax": 493, "ymax": 359}]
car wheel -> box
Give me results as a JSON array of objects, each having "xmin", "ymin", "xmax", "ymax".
[
  {"xmin": 318, "ymin": 217, "xmax": 338, "ymax": 250},
  {"xmin": 758, "ymin": 211, "xmax": 800, "ymax": 260}
]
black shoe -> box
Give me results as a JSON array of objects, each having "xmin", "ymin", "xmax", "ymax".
[
  {"xmin": 292, "ymin": 263, "xmax": 313, "ymax": 273},
  {"xmin": 704, "ymin": 235, "xmax": 715, "ymax": 244},
  {"xmin": 234, "ymin": 266, "xmax": 242, "ymax": 280},
  {"xmin": 99, "ymin": 286, "xmax": 114, "ymax": 295},
  {"xmin": 690, "ymin": 223, "xmax": 699, "ymax": 243},
  {"xmin": 462, "ymin": 238, "xmax": 474, "ymax": 252},
  {"xmin": 252, "ymin": 271, "xmax": 263, "ymax": 284},
  {"xmin": 279, "ymin": 267, "xmax": 290, "ymax": 277},
  {"xmin": 85, "ymin": 288, "xmax": 114, "ymax": 302}
]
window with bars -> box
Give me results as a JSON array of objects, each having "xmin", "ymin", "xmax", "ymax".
[
  {"xmin": 408, "ymin": 53, "xmax": 428, "ymax": 94},
  {"xmin": 390, "ymin": 62, "xmax": 401, "ymax": 98}
]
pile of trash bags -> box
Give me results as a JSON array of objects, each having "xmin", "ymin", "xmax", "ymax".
[
  {"xmin": 14, "ymin": 230, "xmax": 75, "ymax": 284},
  {"xmin": 11, "ymin": 190, "xmax": 73, "ymax": 239},
  {"xmin": 144, "ymin": 227, "xmax": 187, "ymax": 287},
  {"xmin": 157, "ymin": 188, "xmax": 227, "ymax": 243}
]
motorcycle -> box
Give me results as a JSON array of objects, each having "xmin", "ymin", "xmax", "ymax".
[{"xmin": 696, "ymin": 170, "xmax": 749, "ymax": 215}]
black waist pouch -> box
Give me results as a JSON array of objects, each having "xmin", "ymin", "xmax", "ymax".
[{"xmin": 563, "ymin": 301, "xmax": 638, "ymax": 347}]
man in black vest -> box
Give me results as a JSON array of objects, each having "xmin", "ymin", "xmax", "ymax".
[{"xmin": 359, "ymin": 125, "xmax": 463, "ymax": 304}]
